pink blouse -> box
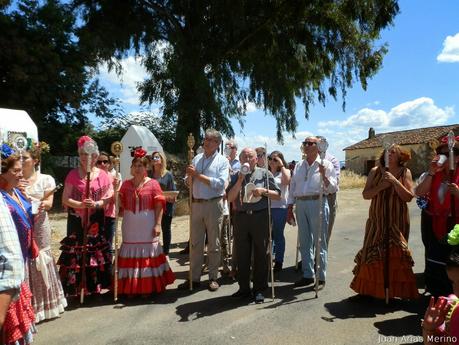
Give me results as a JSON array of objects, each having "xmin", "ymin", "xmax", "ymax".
[
  {"xmin": 119, "ymin": 179, "xmax": 165, "ymax": 213},
  {"xmin": 63, "ymin": 168, "xmax": 113, "ymax": 219}
]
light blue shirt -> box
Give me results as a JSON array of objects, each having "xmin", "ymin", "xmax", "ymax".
[{"xmin": 192, "ymin": 151, "xmax": 229, "ymax": 199}]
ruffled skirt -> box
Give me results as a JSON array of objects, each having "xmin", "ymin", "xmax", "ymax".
[
  {"xmin": 117, "ymin": 240, "xmax": 175, "ymax": 295},
  {"xmin": 3, "ymin": 282, "xmax": 36, "ymax": 345},
  {"xmin": 57, "ymin": 233, "xmax": 112, "ymax": 297},
  {"xmin": 28, "ymin": 248, "xmax": 67, "ymax": 323},
  {"xmin": 350, "ymin": 246, "xmax": 419, "ymax": 299}
]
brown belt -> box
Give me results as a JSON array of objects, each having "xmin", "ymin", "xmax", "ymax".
[
  {"xmin": 192, "ymin": 196, "xmax": 223, "ymax": 203},
  {"xmin": 296, "ymin": 195, "xmax": 321, "ymax": 201}
]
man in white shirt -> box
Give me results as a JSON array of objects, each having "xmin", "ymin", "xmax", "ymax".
[{"xmin": 287, "ymin": 136, "xmax": 337, "ymax": 287}]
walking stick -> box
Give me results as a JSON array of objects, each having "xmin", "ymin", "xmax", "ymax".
[
  {"xmin": 314, "ymin": 139, "xmax": 328, "ymax": 298},
  {"xmin": 294, "ymin": 147, "xmax": 304, "ymax": 271},
  {"xmin": 264, "ymin": 143, "xmax": 275, "ymax": 300},
  {"xmin": 80, "ymin": 140, "xmax": 98, "ymax": 304},
  {"xmin": 187, "ymin": 134, "xmax": 195, "ymax": 291},
  {"xmin": 111, "ymin": 141, "xmax": 123, "ymax": 302},
  {"xmin": 448, "ymin": 131, "xmax": 456, "ymax": 223},
  {"xmin": 382, "ymin": 134, "xmax": 394, "ymax": 305}
]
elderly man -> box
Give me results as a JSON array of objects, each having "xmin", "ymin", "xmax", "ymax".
[
  {"xmin": 288, "ymin": 136, "xmax": 337, "ymax": 287},
  {"xmin": 0, "ymin": 194, "xmax": 24, "ymax": 330},
  {"xmin": 179, "ymin": 129, "xmax": 229, "ymax": 292},
  {"xmin": 227, "ymin": 148, "xmax": 280, "ymax": 303}
]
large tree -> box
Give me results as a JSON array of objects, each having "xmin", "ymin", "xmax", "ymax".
[
  {"xmin": 46, "ymin": 0, "xmax": 401, "ymax": 153},
  {"xmin": 0, "ymin": 0, "xmax": 121, "ymax": 154}
]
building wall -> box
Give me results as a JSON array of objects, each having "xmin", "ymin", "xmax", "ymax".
[{"xmin": 345, "ymin": 143, "xmax": 437, "ymax": 178}]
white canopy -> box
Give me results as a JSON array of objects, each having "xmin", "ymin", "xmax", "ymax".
[
  {"xmin": 0, "ymin": 108, "xmax": 39, "ymax": 144},
  {"xmin": 120, "ymin": 125, "xmax": 163, "ymax": 179}
]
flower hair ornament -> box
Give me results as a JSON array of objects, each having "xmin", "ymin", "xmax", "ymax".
[
  {"xmin": 130, "ymin": 146, "xmax": 147, "ymax": 158},
  {"xmin": 1, "ymin": 143, "xmax": 15, "ymax": 159}
]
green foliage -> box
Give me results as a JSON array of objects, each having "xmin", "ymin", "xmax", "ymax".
[{"xmin": 0, "ymin": 0, "xmax": 122, "ymax": 154}]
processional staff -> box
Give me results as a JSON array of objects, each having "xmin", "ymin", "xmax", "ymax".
[
  {"xmin": 314, "ymin": 138, "xmax": 328, "ymax": 298},
  {"xmin": 382, "ymin": 134, "xmax": 395, "ymax": 305},
  {"xmin": 448, "ymin": 131, "xmax": 456, "ymax": 222},
  {"xmin": 187, "ymin": 133, "xmax": 195, "ymax": 291},
  {"xmin": 111, "ymin": 141, "xmax": 123, "ymax": 302},
  {"xmin": 264, "ymin": 142, "xmax": 275, "ymax": 300},
  {"xmin": 80, "ymin": 139, "xmax": 98, "ymax": 304}
]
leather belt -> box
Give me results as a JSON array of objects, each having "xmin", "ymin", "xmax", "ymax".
[
  {"xmin": 237, "ymin": 209, "xmax": 266, "ymax": 215},
  {"xmin": 296, "ymin": 195, "xmax": 321, "ymax": 201},
  {"xmin": 192, "ymin": 196, "xmax": 223, "ymax": 203}
]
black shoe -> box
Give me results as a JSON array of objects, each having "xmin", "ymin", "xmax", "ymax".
[
  {"xmin": 294, "ymin": 277, "xmax": 314, "ymax": 287},
  {"xmin": 231, "ymin": 289, "xmax": 252, "ymax": 298},
  {"xmin": 295, "ymin": 261, "xmax": 302, "ymax": 271},
  {"xmin": 179, "ymin": 245, "xmax": 189, "ymax": 254},
  {"xmin": 177, "ymin": 280, "xmax": 200, "ymax": 290},
  {"xmin": 273, "ymin": 261, "xmax": 283, "ymax": 272},
  {"xmin": 254, "ymin": 292, "xmax": 265, "ymax": 304}
]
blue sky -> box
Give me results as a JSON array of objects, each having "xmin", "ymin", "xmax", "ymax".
[{"xmin": 96, "ymin": 0, "xmax": 459, "ymax": 163}]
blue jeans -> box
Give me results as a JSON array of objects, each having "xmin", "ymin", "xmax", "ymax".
[
  {"xmin": 295, "ymin": 198, "xmax": 329, "ymax": 281},
  {"xmin": 272, "ymin": 208, "xmax": 288, "ymax": 264}
]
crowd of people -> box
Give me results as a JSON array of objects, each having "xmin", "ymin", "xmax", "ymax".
[{"xmin": 1, "ymin": 129, "xmax": 459, "ymax": 344}]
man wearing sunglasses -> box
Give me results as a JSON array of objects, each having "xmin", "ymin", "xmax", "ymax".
[{"xmin": 287, "ymin": 136, "xmax": 337, "ymax": 288}]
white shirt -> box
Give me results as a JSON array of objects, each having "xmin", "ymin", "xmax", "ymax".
[{"xmin": 287, "ymin": 156, "xmax": 337, "ymax": 205}]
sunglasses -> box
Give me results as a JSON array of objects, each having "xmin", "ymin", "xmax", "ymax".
[
  {"xmin": 96, "ymin": 160, "xmax": 109, "ymax": 164},
  {"xmin": 152, "ymin": 156, "xmax": 161, "ymax": 161},
  {"xmin": 257, "ymin": 154, "xmax": 265, "ymax": 158},
  {"xmin": 302, "ymin": 141, "xmax": 316, "ymax": 146}
]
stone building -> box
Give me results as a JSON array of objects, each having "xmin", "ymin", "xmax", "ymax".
[{"xmin": 343, "ymin": 124, "xmax": 459, "ymax": 178}]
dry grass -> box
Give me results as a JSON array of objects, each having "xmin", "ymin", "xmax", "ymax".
[{"xmin": 339, "ymin": 170, "xmax": 366, "ymax": 190}]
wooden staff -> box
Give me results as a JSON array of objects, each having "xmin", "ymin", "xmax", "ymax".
[
  {"xmin": 264, "ymin": 143, "xmax": 275, "ymax": 300},
  {"xmin": 448, "ymin": 131, "xmax": 456, "ymax": 222},
  {"xmin": 187, "ymin": 133, "xmax": 195, "ymax": 291},
  {"xmin": 111, "ymin": 141, "xmax": 123, "ymax": 302},
  {"xmin": 314, "ymin": 138, "xmax": 328, "ymax": 298},
  {"xmin": 80, "ymin": 140, "xmax": 98, "ymax": 304},
  {"xmin": 382, "ymin": 134, "xmax": 394, "ymax": 305}
]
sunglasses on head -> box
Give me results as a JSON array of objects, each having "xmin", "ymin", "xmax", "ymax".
[
  {"xmin": 97, "ymin": 160, "xmax": 109, "ymax": 164},
  {"xmin": 302, "ymin": 141, "xmax": 316, "ymax": 146}
]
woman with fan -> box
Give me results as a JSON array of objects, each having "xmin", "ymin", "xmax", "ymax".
[
  {"xmin": 21, "ymin": 144, "xmax": 67, "ymax": 321},
  {"xmin": 116, "ymin": 147, "xmax": 175, "ymax": 298}
]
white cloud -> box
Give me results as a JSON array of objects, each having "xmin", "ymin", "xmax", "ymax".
[
  {"xmin": 437, "ymin": 32, "xmax": 459, "ymax": 63},
  {"xmin": 99, "ymin": 56, "xmax": 148, "ymax": 105},
  {"xmin": 317, "ymin": 97, "xmax": 455, "ymax": 161}
]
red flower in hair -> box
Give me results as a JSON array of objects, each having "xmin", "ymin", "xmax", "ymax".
[
  {"xmin": 131, "ymin": 146, "xmax": 147, "ymax": 158},
  {"xmin": 441, "ymin": 135, "xmax": 459, "ymax": 144}
]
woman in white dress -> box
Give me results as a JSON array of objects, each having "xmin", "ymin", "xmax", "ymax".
[
  {"xmin": 21, "ymin": 145, "xmax": 67, "ymax": 322},
  {"xmin": 117, "ymin": 147, "xmax": 175, "ymax": 297}
]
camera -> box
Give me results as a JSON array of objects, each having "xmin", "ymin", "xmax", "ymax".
[{"xmin": 240, "ymin": 163, "xmax": 251, "ymax": 175}]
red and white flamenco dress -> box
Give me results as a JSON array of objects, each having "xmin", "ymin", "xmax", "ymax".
[{"xmin": 117, "ymin": 179, "xmax": 175, "ymax": 295}]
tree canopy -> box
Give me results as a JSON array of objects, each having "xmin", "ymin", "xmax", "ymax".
[
  {"xmin": 75, "ymin": 0, "xmax": 399, "ymax": 152},
  {"xmin": 0, "ymin": 0, "xmax": 121, "ymax": 154}
]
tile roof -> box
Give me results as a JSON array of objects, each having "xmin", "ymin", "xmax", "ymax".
[{"xmin": 343, "ymin": 124, "xmax": 459, "ymax": 150}]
